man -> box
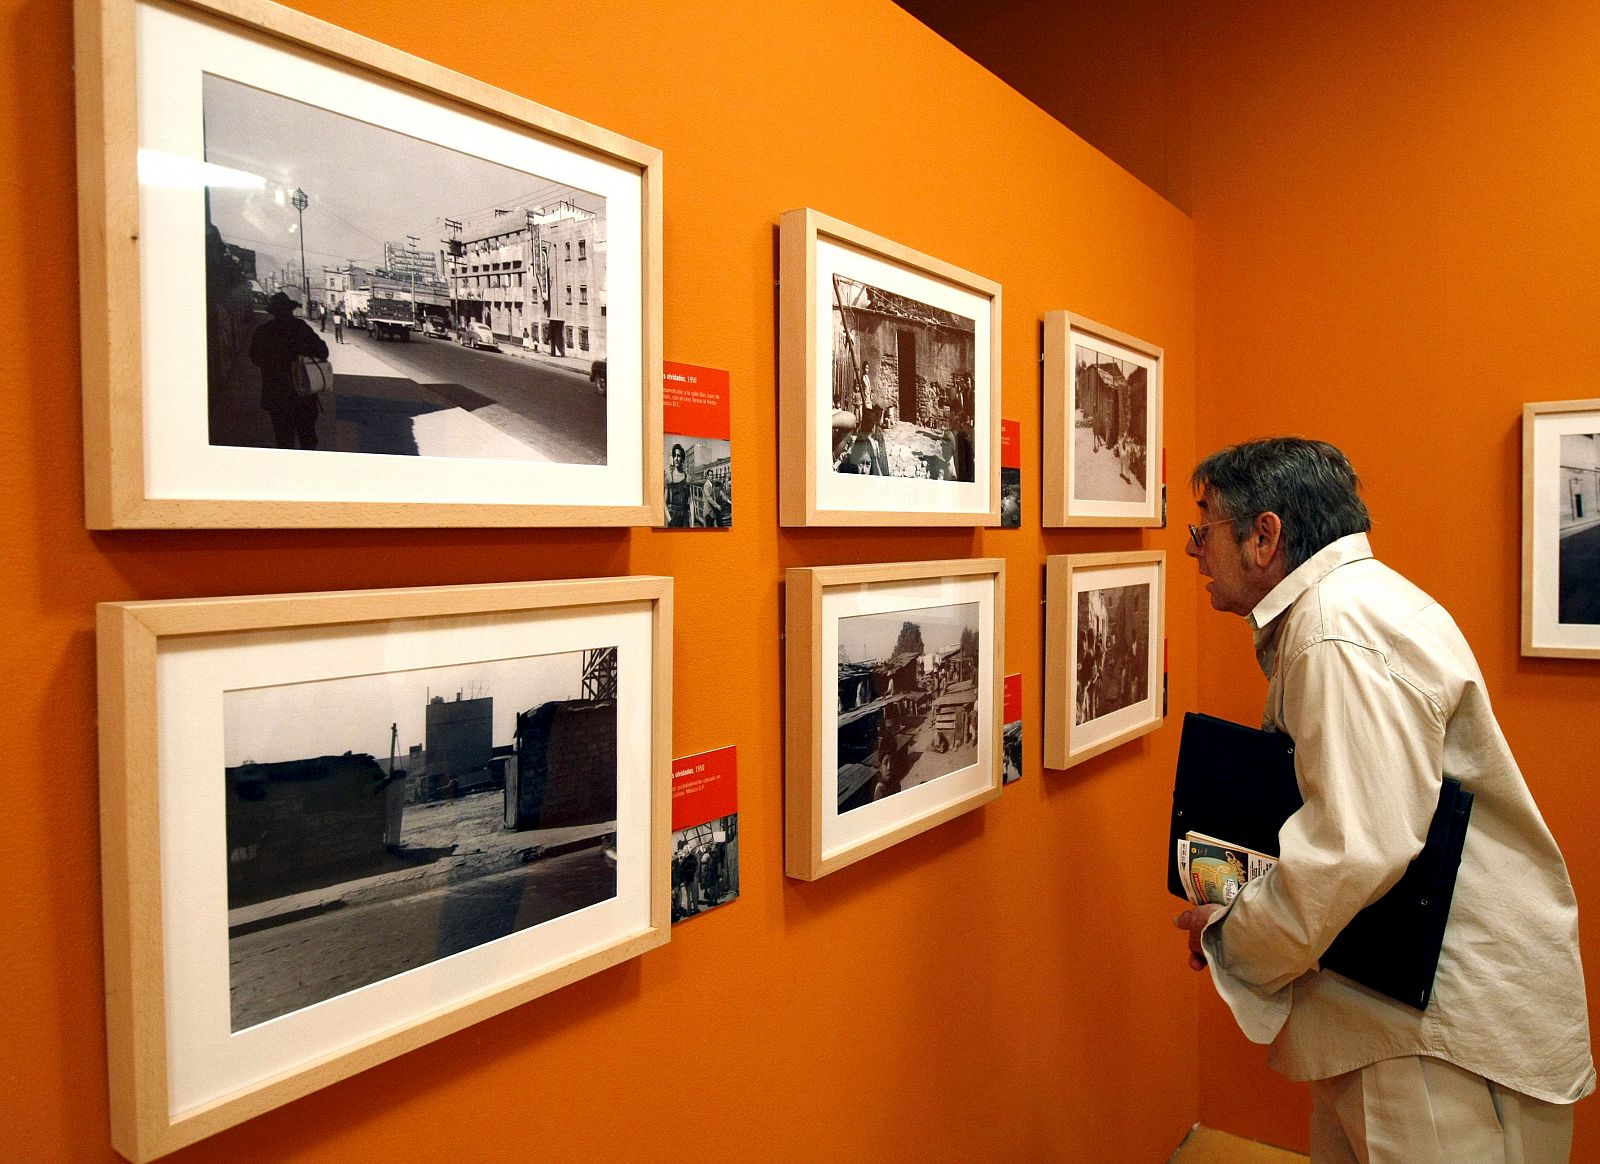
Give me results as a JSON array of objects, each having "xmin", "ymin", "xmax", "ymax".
[
  {"xmin": 1174, "ymin": 437, "xmax": 1593, "ymax": 1162},
  {"xmin": 249, "ymin": 291, "xmax": 328, "ymax": 450}
]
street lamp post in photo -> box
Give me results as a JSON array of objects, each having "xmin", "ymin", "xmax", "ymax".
[{"xmin": 291, "ymin": 186, "xmax": 310, "ymax": 313}]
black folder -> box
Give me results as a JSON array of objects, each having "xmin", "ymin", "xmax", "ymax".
[{"xmin": 1169, "ymin": 711, "xmax": 1473, "ymax": 1010}]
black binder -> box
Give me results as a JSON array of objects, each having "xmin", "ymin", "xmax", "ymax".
[{"xmin": 1169, "ymin": 711, "xmax": 1474, "ymax": 1010}]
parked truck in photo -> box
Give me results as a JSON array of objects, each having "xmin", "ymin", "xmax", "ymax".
[{"xmin": 366, "ymin": 295, "xmax": 417, "ymax": 341}]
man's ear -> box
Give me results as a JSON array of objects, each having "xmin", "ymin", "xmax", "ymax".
[{"xmin": 1248, "ymin": 512, "xmax": 1285, "ymax": 568}]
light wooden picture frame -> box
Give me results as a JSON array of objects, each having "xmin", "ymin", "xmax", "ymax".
[
  {"xmin": 1044, "ymin": 551, "xmax": 1166, "ymax": 768},
  {"xmin": 1043, "ymin": 311, "xmax": 1164, "ymax": 527},
  {"xmin": 98, "ymin": 577, "xmax": 672, "ymax": 1161},
  {"xmin": 785, "ymin": 559, "xmax": 1005, "ymax": 879},
  {"xmin": 778, "ymin": 208, "xmax": 1002, "ymax": 526},
  {"xmin": 76, "ymin": 0, "xmax": 663, "ymax": 528},
  {"xmin": 1522, "ymin": 398, "xmax": 1600, "ymax": 658}
]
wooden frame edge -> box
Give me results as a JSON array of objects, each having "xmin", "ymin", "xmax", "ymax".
[
  {"xmin": 778, "ymin": 209, "xmax": 817, "ymax": 528},
  {"xmin": 785, "ymin": 559, "xmax": 1005, "ymax": 880},
  {"xmin": 783, "ymin": 568, "xmax": 822, "ymax": 877},
  {"xmin": 778, "ymin": 207, "xmax": 1003, "ymax": 528},
  {"xmin": 1042, "ymin": 309, "xmax": 1164, "ymax": 529},
  {"xmin": 1521, "ymin": 398, "xmax": 1600, "ymax": 659},
  {"xmin": 79, "ymin": 0, "xmax": 664, "ymax": 530},
  {"xmin": 100, "ymin": 576, "xmax": 674, "ymax": 1159},
  {"xmin": 1043, "ymin": 551, "xmax": 1167, "ymax": 770}
]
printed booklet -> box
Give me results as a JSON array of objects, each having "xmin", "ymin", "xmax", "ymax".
[{"xmin": 1176, "ymin": 831, "xmax": 1277, "ymax": 907}]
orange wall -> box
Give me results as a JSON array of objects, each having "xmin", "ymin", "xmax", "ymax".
[
  {"xmin": 1190, "ymin": 0, "xmax": 1600, "ymax": 1154},
  {"xmin": 0, "ymin": 0, "xmax": 1197, "ymax": 1159},
  {"xmin": 892, "ymin": 0, "xmax": 1192, "ymax": 211}
]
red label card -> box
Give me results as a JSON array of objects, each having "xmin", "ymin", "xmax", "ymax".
[
  {"xmin": 1003, "ymin": 673, "xmax": 1022, "ymax": 724},
  {"xmin": 664, "ymin": 362, "xmax": 731, "ymax": 441},
  {"xmin": 1001, "ymin": 418, "xmax": 1020, "ymax": 469},
  {"xmin": 671, "ymin": 745, "xmax": 738, "ymax": 832}
]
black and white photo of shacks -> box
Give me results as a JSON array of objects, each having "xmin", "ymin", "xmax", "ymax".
[
  {"xmin": 222, "ymin": 646, "xmax": 621, "ymax": 1032},
  {"xmin": 1559, "ymin": 432, "xmax": 1600, "ymax": 624},
  {"xmin": 835, "ymin": 603, "xmax": 981, "ymax": 813},
  {"xmin": 1075, "ymin": 584, "xmax": 1151, "ymax": 727},
  {"xmin": 1073, "ymin": 341, "xmax": 1150, "ymax": 502},
  {"xmin": 829, "ymin": 275, "xmax": 977, "ymax": 481},
  {"xmin": 663, "ymin": 436, "xmax": 733, "ymax": 528},
  {"xmin": 671, "ymin": 814, "xmax": 740, "ymax": 922},
  {"xmin": 202, "ymin": 74, "xmax": 609, "ymax": 461}
]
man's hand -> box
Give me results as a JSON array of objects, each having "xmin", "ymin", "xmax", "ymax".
[{"xmin": 1174, "ymin": 904, "xmax": 1227, "ymax": 971}]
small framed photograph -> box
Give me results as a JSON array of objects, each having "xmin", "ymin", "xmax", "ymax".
[
  {"xmin": 1044, "ymin": 551, "xmax": 1166, "ymax": 768},
  {"xmin": 785, "ymin": 559, "xmax": 1005, "ymax": 879},
  {"xmin": 77, "ymin": 0, "xmax": 662, "ymax": 528},
  {"xmin": 1042, "ymin": 312, "xmax": 1163, "ymax": 527},
  {"xmin": 778, "ymin": 208, "xmax": 1001, "ymax": 526},
  {"xmin": 1522, "ymin": 398, "xmax": 1600, "ymax": 657},
  {"xmin": 98, "ymin": 577, "xmax": 672, "ymax": 1160}
]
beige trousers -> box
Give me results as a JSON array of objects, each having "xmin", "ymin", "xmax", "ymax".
[{"xmin": 1308, "ymin": 1056, "xmax": 1573, "ymax": 1164}]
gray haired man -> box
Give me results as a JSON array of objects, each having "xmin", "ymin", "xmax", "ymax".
[{"xmin": 1174, "ymin": 437, "xmax": 1592, "ymax": 1162}]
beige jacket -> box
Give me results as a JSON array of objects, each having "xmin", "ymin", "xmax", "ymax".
[{"xmin": 1202, "ymin": 534, "xmax": 1595, "ymax": 1103}]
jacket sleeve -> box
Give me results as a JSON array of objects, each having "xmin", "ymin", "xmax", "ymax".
[{"xmin": 1207, "ymin": 637, "xmax": 1445, "ymax": 999}]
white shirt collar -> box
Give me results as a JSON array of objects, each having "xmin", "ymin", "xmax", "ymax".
[{"xmin": 1248, "ymin": 532, "xmax": 1373, "ymax": 634}]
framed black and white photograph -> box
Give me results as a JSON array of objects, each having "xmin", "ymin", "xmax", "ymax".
[
  {"xmin": 1045, "ymin": 551, "xmax": 1166, "ymax": 768},
  {"xmin": 1043, "ymin": 312, "xmax": 1163, "ymax": 527},
  {"xmin": 1522, "ymin": 398, "xmax": 1600, "ymax": 658},
  {"xmin": 97, "ymin": 578, "xmax": 672, "ymax": 1160},
  {"xmin": 779, "ymin": 209, "xmax": 1001, "ymax": 526},
  {"xmin": 786, "ymin": 559, "xmax": 1004, "ymax": 879},
  {"xmin": 77, "ymin": 0, "xmax": 662, "ymax": 528}
]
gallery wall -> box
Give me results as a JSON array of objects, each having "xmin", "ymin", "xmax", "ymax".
[
  {"xmin": 1188, "ymin": 0, "xmax": 1600, "ymax": 1155},
  {"xmin": 0, "ymin": 0, "xmax": 1198, "ymax": 1160}
]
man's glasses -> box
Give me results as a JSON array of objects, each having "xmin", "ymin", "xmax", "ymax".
[{"xmin": 1187, "ymin": 518, "xmax": 1235, "ymax": 549}]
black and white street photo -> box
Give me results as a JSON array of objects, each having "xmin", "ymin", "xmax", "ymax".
[
  {"xmin": 830, "ymin": 275, "xmax": 976, "ymax": 481},
  {"xmin": 671, "ymin": 813, "xmax": 740, "ymax": 921},
  {"xmin": 223, "ymin": 645, "xmax": 621, "ymax": 1031},
  {"xmin": 663, "ymin": 436, "xmax": 733, "ymax": 528},
  {"xmin": 1075, "ymin": 584, "xmax": 1151, "ymax": 726},
  {"xmin": 202, "ymin": 75, "xmax": 609, "ymax": 463},
  {"xmin": 1558, "ymin": 432, "xmax": 1600, "ymax": 624},
  {"xmin": 835, "ymin": 603, "xmax": 981, "ymax": 812},
  {"xmin": 1073, "ymin": 342, "xmax": 1150, "ymax": 503},
  {"xmin": 1001, "ymin": 466, "xmax": 1022, "ymax": 527}
]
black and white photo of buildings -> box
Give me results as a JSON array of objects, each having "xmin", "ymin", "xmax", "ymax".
[
  {"xmin": 1073, "ymin": 342, "xmax": 1149, "ymax": 502},
  {"xmin": 202, "ymin": 75, "xmax": 609, "ymax": 462},
  {"xmin": 1075, "ymin": 584, "xmax": 1151, "ymax": 726},
  {"xmin": 830, "ymin": 275, "xmax": 976, "ymax": 481},
  {"xmin": 1559, "ymin": 432, "xmax": 1600, "ymax": 624},
  {"xmin": 835, "ymin": 603, "xmax": 981, "ymax": 813},
  {"xmin": 223, "ymin": 646, "xmax": 621, "ymax": 1031}
]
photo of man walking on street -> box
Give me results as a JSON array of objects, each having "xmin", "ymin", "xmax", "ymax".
[{"xmin": 249, "ymin": 291, "xmax": 328, "ymax": 450}]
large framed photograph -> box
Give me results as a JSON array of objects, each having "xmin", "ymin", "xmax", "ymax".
[
  {"xmin": 97, "ymin": 578, "xmax": 671, "ymax": 1160},
  {"xmin": 1044, "ymin": 551, "xmax": 1166, "ymax": 768},
  {"xmin": 778, "ymin": 209, "xmax": 1001, "ymax": 526},
  {"xmin": 1042, "ymin": 312, "xmax": 1163, "ymax": 527},
  {"xmin": 1522, "ymin": 398, "xmax": 1600, "ymax": 658},
  {"xmin": 785, "ymin": 559, "xmax": 1004, "ymax": 879},
  {"xmin": 76, "ymin": 0, "xmax": 662, "ymax": 528}
]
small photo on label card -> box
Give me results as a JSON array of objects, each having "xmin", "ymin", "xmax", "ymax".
[
  {"xmin": 663, "ymin": 362, "xmax": 732, "ymax": 529},
  {"xmin": 671, "ymin": 745, "xmax": 739, "ymax": 921}
]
